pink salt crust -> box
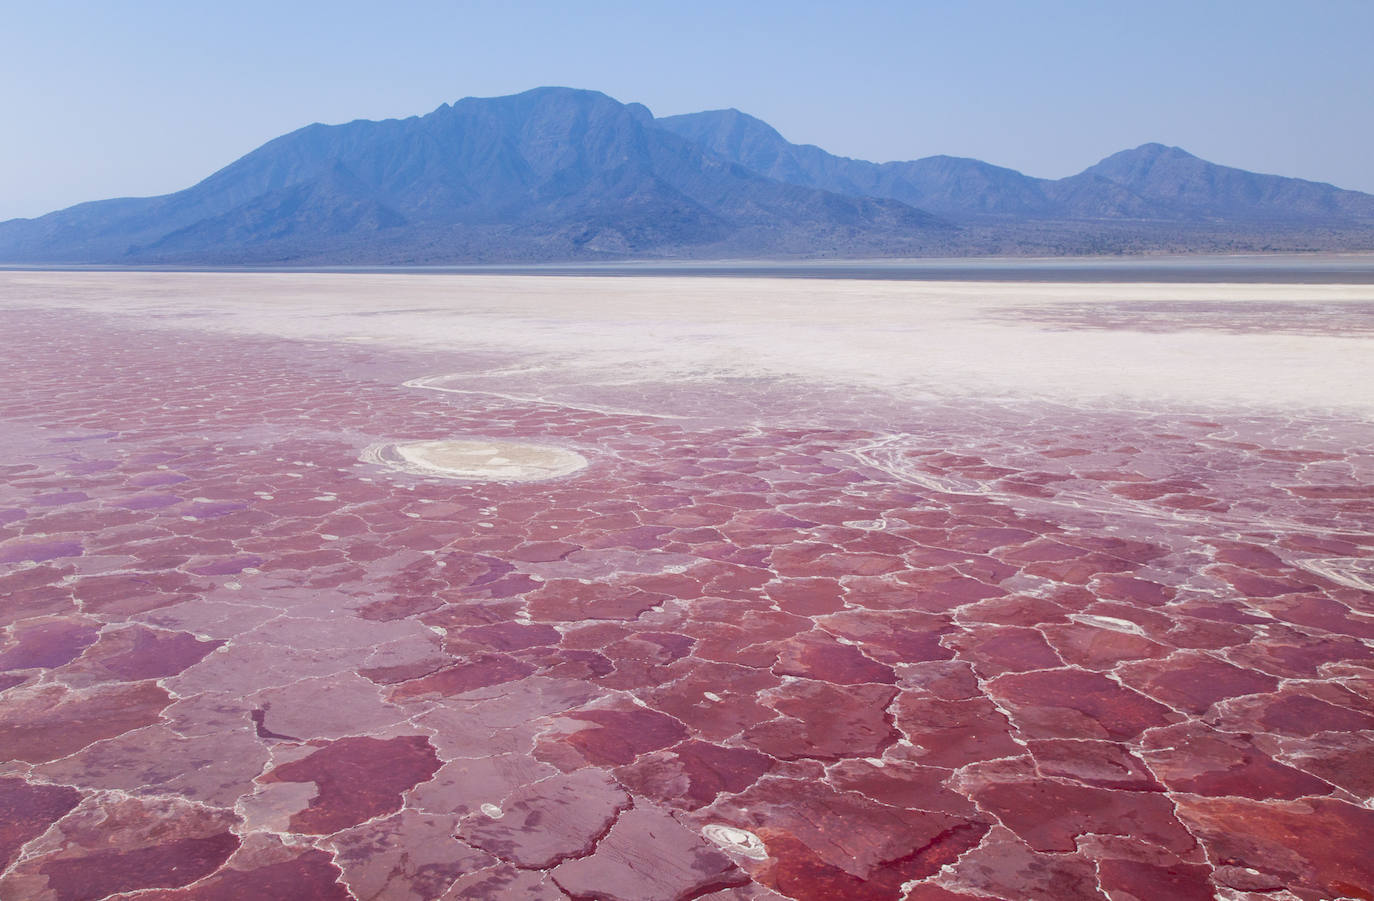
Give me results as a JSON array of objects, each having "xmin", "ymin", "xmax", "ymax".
[{"xmin": 1, "ymin": 307, "xmax": 1372, "ymax": 901}]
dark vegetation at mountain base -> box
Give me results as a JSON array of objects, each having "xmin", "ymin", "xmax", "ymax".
[{"xmin": 3, "ymin": 87, "xmax": 1372, "ymax": 264}]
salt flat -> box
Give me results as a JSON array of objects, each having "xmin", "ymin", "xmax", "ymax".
[
  {"xmin": 5, "ymin": 271, "xmax": 1372, "ymax": 414},
  {"xmin": 0, "ymin": 270, "xmax": 1371, "ymax": 901}
]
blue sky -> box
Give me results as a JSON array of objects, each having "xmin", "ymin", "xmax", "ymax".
[{"xmin": 3, "ymin": 0, "xmax": 1371, "ymax": 220}]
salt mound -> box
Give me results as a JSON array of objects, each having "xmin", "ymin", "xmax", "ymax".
[{"xmin": 362, "ymin": 439, "xmax": 587, "ymax": 482}]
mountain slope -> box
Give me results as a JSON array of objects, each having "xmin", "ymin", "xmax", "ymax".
[
  {"xmin": 0, "ymin": 88, "xmax": 947, "ymax": 264},
  {"xmin": 656, "ymin": 109, "xmax": 1374, "ymax": 224},
  {"xmin": 655, "ymin": 109, "xmax": 1058, "ymax": 216},
  {"xmin": 1084, "ymin": 143, "xmax": 1374, "ymax": 220}
]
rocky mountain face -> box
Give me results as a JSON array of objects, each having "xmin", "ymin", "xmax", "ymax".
[{"xmin": 2, "ymin": 88, "xmax": 1371, "ymax": 264}]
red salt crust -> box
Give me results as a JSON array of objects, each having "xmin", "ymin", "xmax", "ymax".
[
  {"xmin": 1118, "ymin": 652, "xmax": 1280, "ymax": 714},
  {"xmin": 1270, "ymin": 734, "xmax": 1374, "ymax": 798},
  {"xmin": 643, "ymin": 663, "xmax": 780, "ymax": 741},
  {"xmin": 1227, "ymin": 633, "xmax": 1374, "ymax": 678},
  {"xmin": 72, "ymin": 571, "xmax": 205, "ymax": 616},
  {"xmin": 546, "ymin": 703, "xmax": 690, "ymax": 767},
  {"xmin": 1174, "ymin": 796, "xmax": 1374, "ymax": 899},
  {"xmin": 1209, "ymin": 564, "xmax": 1318, "ymax": 598},
  {"xmin": 21, "ymin": 508, "xmax": 144, "ymax": 534},
  {"xmin": 457, "ymin": 768, "xmax": 630, "ymax": 868},
  {"xmin": 127, "ymin": 471, "xmax": 189, "ymax": 487},
  {"xmin": 888, "ymin": 570, "xmax": 1006, "ymax": 611},
  {"xmin": 0, "ymin": 778, "xmax": 83, "ymax": 869},
  {"xmin": 970, "ymin": 777, "xmax": 1195, "ymax": 853},
  {"xmin": 0, "ymin": 796, "xmax": 240, "ymax": 901},
  {"xmin": 702, "ymin": 777, "xmax": 989, "ymax": 901},
  {"xmin": 684, "ymin": 627, "xmax": 779, "ymax": 669},
  {"xmin": 37, "ymin": 834, "xmax": 241, "ymax": 900},
  {"xmin": 1042, "ymin": 623, "xmax": 1172, "ymax": 669},
  {"xmin": 188, "ymin": 554, "xmax": 263, "ymax": 575},
  {"xmin": 0, "ymin": 618, "xmax": 100, "ymax": 670},
  {"xmin": 939, "ymin": 828, "xmax": 1110, "ymax": 901},
  {"xmin": 79, "ymin": 626, "xmax": 224, "ymax": 681},
  {"xmin": 825, "ymin": 759, "xmax": 981, "ymax": 817},
  {"xmin": 1220, "ymin": 691, "xmax": 1374, "ymax": 737},
  {"xmin": 763, "ymin": 577, "xmax": 847, "ymax": 615},
  {"xmin": 1025, "ymin": 740, "xmax": 1163, "ymax": 791},
  {"xmin": 901, "ymin": 661, "xmax": 985, "ymax": 701},
  {"xmin": 358, "ymin": 592, "xmax": 445, "ymax": 621},
  {"xmin": 515, "ymin": 645, "xmax": 615, "ymax": 681},
  {"xmin": 525, "ymin": 580, "xmax": 670, "ymax": 621},
  {"xmin": 1212, "ymin": 542, "xmax": 1287, "ymax": 568},
  {"xmin": 133, "ymin": 849, "xmax": 352, "ymax": 900},
  {"xmin": 1139, "ymin": 722, "xmax": 1333, "ymax": 799},
  {"xmin": 903, "ymin": 887, "xmax": 1001, "ymax": 901},
  {"xmin": 1101, "ymin": 859, "xmax": 1219, "ymax": 901},
  {"xmin": 988, "ymin": 668, "xmax": 1180, "ymax": 740},
  {"xmin": 4, "ymin": 308, "xmax": 1374, "ymax": 900},
  {"xmin": 0, "ymin": 681, "xmax": 172, "ymax": 763},
  {"xmin": 0, "ymin": 537, "xmax": 83, "ymax": 564},
  {"xmin": 946, "ymin": 625, "xmax": 1063, "ymax": 676},
  {"xmin": 259, "ymin": 735, "xmax": 441, "ymax": 834},
  {"xmin": 772, "ymin": 633, "xmax": 897, "ymax": 684},
  {"xmin": 1268, "ymin": 593, "xmax": 1374, "ymax": 639},
  {"xmin": 114, "ymin": 493, "xmax": 182, "ymax": 510},
  {"xmin": 445, "ymin": 864, "xmax": 567, "ymax": 900},
  {"xmin": 744, "ymin": 682, "xmax": 900, "ymax": 761},
  {"xmin": 460, "ymin": 621, "xmax": 562, "ymax": 650},
  {"xmin": 817, "ymin": 609, "xmax": 955, "ymax": 663},
  {"xmin": 388, "ymin": 654, "xmax": 537, "ymax": 699},
  {"xmin": 1021, "ymin": 553, "xmax": 1137, "ymax": 586},
  {"xmin": 611, "ymin": 630, "xmax": 696, "ymax": 664},
  {"xmin": 615, "ymin": 740, "xmax": 775, "ymax": 809},
  {"xmin": 893, "ymin": 695, "xmax": 1022, "ymax": 767},
  {"xmin": 632, "ymin": 571, "xmax": 705, "ymax": 599},
  {"xmin": 550, "ymin": 804, "xmax": 748, "ymax": 901},
  {"xmin": 958, "ymin": 594, "xmax": 1071, "ymax": 627},
  {"xmin": 507, "ymin": 540, "xmax": 581, "ymax": 562},
  {"xmin": 331, "ymin": 809, "xmax": 492, "ymax": 900}
]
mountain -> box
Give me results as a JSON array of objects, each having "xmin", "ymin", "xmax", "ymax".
[
  {"xmin": 0, "ymin": 88, "xmax": 947, "ymax": 264},
  {"xmin": 2, "ymin": 88, "xmax": 1372, "ymax": 264},
  {"xmin": 1083, "ymin": 143, "xmax": 1374, "ymax": 220},
  {"xmin": 657, "ymin": 109, "xmax": 1374, "ymax": 224},
  {"xmin": 656, "ymin": 108, "xmax": 1058, "ymax": 216}
]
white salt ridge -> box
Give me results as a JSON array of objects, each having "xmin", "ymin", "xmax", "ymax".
[{"xmin": 1069, "ymin": 614, "xmax": 1148, "ymax": 635}]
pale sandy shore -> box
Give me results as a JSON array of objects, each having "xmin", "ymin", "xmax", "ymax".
[{"xmin": 2, "ymin": 271, "xmax": 1370, "ymax": 415}]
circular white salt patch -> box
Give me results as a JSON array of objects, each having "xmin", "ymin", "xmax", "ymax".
[
  {"xmin": 702, "ymin": 824, "xmax": 768, "ymax": 860},
  {"xmin": 361, "ymin": 439, "xmax": 587, "ymax": 483},
  {"xmin": 480, "ymin": 803, "xmax": 503, "ymax": 819}
]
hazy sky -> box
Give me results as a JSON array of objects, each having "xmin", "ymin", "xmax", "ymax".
[{"xmin": 3, "ymin": 0, "xmax": 1371, "ymax": 220}]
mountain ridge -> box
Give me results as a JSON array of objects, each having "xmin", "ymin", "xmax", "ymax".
[
  {"xmin": 2, "ymin": 86, "xmax": 1371, "ymax": 264},
  {"xmin": 657, "ymin": 109, "xmax": 1374, "ymax": 224}
]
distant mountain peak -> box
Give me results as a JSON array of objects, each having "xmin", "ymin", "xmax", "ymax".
[
  {"xmin": 1136, "ymin": 142, "xmax": 1192, "ymax": 155},
  {"xmin": 659, "ymin": 107, "xmax": 791, "ymax": 145},
  {"xmin": 1097, "ymin": 143, "xmax": 1199, "ymax": 164}
]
